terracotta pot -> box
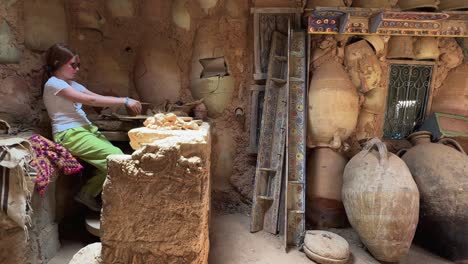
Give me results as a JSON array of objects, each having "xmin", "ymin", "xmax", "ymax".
[
  {"xmin": 355, "ymin": 109, "xmax": 384, "ymax": 141},
  {"xmin": 106, "ymin": 0, "xmax": 134, "ymax": 17},
  {"xmin": 134, "ymin": 36, "xmax": 182, "ymax": 109},
  {"xmin": 306, "ymin": 147, "xmax": 349, "ymax": 228},
  {"xmin": 400, "ymin": 131, "xmax": 468, "ymax": 263},
  {"xmin": 345, "ymin": 40, "xmax": 382, "ymax": 93},
  {"xmin": 398, "ymin": 0, "xmax": 440, "ymax": 10},
  {"xmin": 88, "ymin": 50, "xmax": 129, "ymax": 97},
  {"xmin": 431, "ymin": 64, "xmax": 468, "ymax": 117},
  {"xmin": 413, "ymin": 37, "xmax": 440, "ymax": 60},
  {"xmin": 438, "ymin": 0, "xmax": 468, "ymax": 10},
  {"xmin": 352, "ymin": 0, "xmax": 396, "ymax": 8},
  {"xmin": 387, "ymin": 36, "xmax": 416, "ymax": 59},
  {"xmin": 189, "ymin": 22, "xmax": 234, "ymax": 118},
  {"xmin": 362, "ymin": 35, "xmax": 386, "ymax": 57},
  {"xmin": 0, "ymin": 21, "xmax": 21, "ymax": 63},
  {"xmin": 307, "ymin": 61, "xmax": 359, "ymax": 148},
  {"xmin": 24, "ymin": 0, "xmax": 68, "ymax": 51},
  {"xmin": 343, "ymin": 138, "xmax": 419, "ymax": 262},
  {"xmin": 306, "ymin": 0, "xmax": 349, "ymax": 8},
  {"xmin": 363, "ymin": 87, "xmax": 387, "ymax": 114}
]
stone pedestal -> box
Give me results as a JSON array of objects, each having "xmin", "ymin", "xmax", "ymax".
[{"xmin": 101, "ymin": 124, "xmax": 211, "ymax": 264}]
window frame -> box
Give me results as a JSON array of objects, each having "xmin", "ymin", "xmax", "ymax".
[{"xmin": 383, "ymin": 59, "xmax": 437, "ymax": 139}]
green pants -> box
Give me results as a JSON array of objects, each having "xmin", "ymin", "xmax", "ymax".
[{"xmin": 54, "ymin": 125, "xmax": 123, "ymax": 197}]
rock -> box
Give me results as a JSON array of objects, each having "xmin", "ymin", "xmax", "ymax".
[
  {"xmin": 128, "ymin": 122, "xmax": 210, "ymax": 150},
  {"xmin": 69, "ymin": 243, "xmax": 102, "ymax": 264}
]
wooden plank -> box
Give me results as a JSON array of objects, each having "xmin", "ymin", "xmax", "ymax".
[
  {"xmin": 251, "ymin": 31, "xmax": 289, "ymax": 234},
  {"xmin": 284, "ymin": 30, "xmax": 307, "ymax": 250},
  {"xmin": 253, "ymin": 12, "xmax": 301, "ymax": 80},
  {"xmin": 248, "ymin": 85, "xmax": 266, "ymax": 154},
  {"xmin": 253, "ymin": 12, "xmax": 262, "ymax": 80}
]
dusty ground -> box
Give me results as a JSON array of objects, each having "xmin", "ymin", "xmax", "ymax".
[
  {"xmin": 50, "ymin": 212, "xmax": 454, "ymax": 264},
  {"xmin": 209, "ymin": 213, "xmax": 454, "ymax": 264}
]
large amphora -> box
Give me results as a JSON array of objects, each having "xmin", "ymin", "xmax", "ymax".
[
  {"xmin": 307, "ymin": 60, "xmax": 359, "ymax": 149},
  {"xmin": 342, "ymin": 138, "xmax": 420, "ymax": 262},
  {"xmin": 400, "ymin": 131, "xmax": 468, "ymax": 263}
]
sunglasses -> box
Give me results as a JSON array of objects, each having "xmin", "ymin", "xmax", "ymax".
[{"xmin": 69, "ymin": 62, "xmax": 81, "ymax": 70}]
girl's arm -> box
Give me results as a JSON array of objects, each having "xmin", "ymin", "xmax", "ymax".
[{"xmin": 57, "ymin": 87, "xmax": 142, "ymax": 113}]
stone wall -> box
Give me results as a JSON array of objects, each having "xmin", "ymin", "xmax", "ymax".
[{"xmin": 101, "ymin": 124, "xmax": 211, "ymax": 264}]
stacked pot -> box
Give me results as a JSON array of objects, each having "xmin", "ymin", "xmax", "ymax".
[
  {"xmin": 306, "ymin": 60, "xmax": 359, "ymax": 227},
  {"xmin": 397, "ymin": 0, "xmax": 468, "ymax": 10},
  {"xmin": 345, "ymin": 39, "xmax": 386, "ymax": 143}
]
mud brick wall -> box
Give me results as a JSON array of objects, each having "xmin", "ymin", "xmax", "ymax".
[{"xmin": 101, "ymin": 127, "xmax": 211, "ymax": 264}]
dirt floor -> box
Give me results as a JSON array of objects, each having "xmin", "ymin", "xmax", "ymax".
[
  {"xmin": 50, "ymin": 212, "xmax": 454, "ymax": 264},
  {"xmin": 209, "ymin": 213, "xmax": 454, "ymax": 264}
]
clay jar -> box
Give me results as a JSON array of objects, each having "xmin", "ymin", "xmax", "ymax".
[
  {"xmin": 307, "ymin": 60, "xmax": 359, "ymax": 149},
  {"xmin": 24, "ymin": 0, "xmax": 68, "ymax": 51},
  {"xmin": 400, "ymin": 131, "xmax": 468, "ymax": 263},
  {"xmin": 134, "ymin": 37, "xmax": 182, "ymax": 108},
  {"xmin": 305, "ymin": 0, "xmax": 350, "ymax": 8},
  {"xmin": 413, "ymin": 37, "xmax": 440, "ymax": 60},
  {"xmin": 306, "ymin": 147, "xmax": 349, "ymax": 228},
  {"xmin": 342, "ymin": 138, "xmax": 419, "ymax": 262},
  {"xmin": 387, "ymin": 36, "xmax": 416, "ymax": 59},
  {"xmin": 398, "ymin": 0, "xmax": 440, "ymax": 10},
  {"xmin": 345, "ymin": 40, "xmax": 382, "ymax": 93},
  {"xmin": 352, "ymin": 0, "xmax": 397, "ymax": 8},
  {"xmin": 431, "ymin": 64, "xmax": 468, "ymax": 117},
  {"xmin": 438, "ymin": 0, "xmax": 468, "ymax": 10},
  {"xmin": 189, "ymin": 22, "xmax": 235, "ymax": 118},
  {"xmin": 355, "ymin": 109, "xmax": 383, "ymax": 141}
]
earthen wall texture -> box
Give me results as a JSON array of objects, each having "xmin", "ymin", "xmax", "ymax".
[{"xmin": 101, "ymin": 134, "xmax": 211, "ymax": 264}]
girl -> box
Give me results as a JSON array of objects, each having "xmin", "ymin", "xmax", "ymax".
[{"xmin": 42, "ymin": 43, "xmax": 141, "ymax": 211}]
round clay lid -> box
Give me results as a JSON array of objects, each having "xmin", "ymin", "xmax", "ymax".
[{"xmin": 303, "ymin": 230, "xmax": 350, "ymax": 264}]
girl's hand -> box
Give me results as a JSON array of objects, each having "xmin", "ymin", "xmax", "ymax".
[{"xmin": 126, "ymin": 98, "xmax": 142, "ymax": 115}]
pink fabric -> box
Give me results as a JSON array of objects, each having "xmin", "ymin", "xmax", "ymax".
[{"xmin": 28, "ymin": 134, "xmax": 83, "ymax": 197}]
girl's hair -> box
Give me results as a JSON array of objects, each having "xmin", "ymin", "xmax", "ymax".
[{"xmin": 41, "ymin": 43, "xmax": 78, "ymax": 93}]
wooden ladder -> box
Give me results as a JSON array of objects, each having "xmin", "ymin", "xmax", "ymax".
[{"xmin": 250, "ymin": 31, "xmax": 289, "ymax": 234}]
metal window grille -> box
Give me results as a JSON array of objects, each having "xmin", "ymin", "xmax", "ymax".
[{"xmin": 383, "ymin": 63, "xmax": 434, "ymax": 139}]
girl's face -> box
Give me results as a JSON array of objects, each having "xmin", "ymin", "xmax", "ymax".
[{"xmin": 55, "ymin": 55, "xmax": 80, "ymax": 81}]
